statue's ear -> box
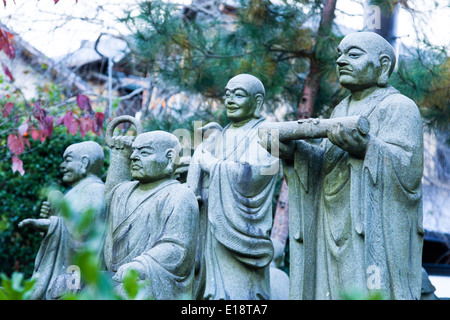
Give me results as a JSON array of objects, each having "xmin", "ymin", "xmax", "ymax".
[
  {"xmin": 253, "ymin": 93, "xmax": 264, "ymax": 118},
  {"xmin": 81, "ymin": 156, "xmax": 90, "ymax": 169},
  {"xmin": 377, "ymin": 54, "xmax": 392, "ymax": 87},
  {"xmin": 165, "ymin": 146, "xmax": 181, "ymax": 174}
]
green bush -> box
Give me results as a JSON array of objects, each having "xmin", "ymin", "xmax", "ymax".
[{"xmin": 0, "ymin": 126, "xmax": 107, "ymax": 278}]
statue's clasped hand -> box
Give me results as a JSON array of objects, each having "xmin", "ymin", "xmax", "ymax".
[
  {"xmin": 109, "ymin": 135, "xmax": 135, "ymax": 157},
  {"xmin": 327, "ymin": 122, "xmax": 369, "ymax": 158},
  {"xmin": 105, "ymin": 115, "xmax": 144, "ymax": 157},
  {"xmin": 39, "ymin": 201, "xmax": 52, "ymax": 218},
  {"xmin": 112, "ymin": 262, "xmax": 146, "ymax": 283},
  {"xmin": 199, "ymin": 149, "xmax": 219, "ymax": 173}
]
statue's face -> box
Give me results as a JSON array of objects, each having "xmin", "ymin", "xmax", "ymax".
[
  {"xmin": 130, "ymin": 135, "xmax": 170, "ymax": 183},
  {"xmin": 60, "ymin": 147, "xmax": 86, "ymax": 184},
  {"xmin": 336, "ymin": 37, "xmax": 380, "ymax": 92},
  {"xmin": 224, "ymin": 80, "xmax": 256, "ymax": 123}
]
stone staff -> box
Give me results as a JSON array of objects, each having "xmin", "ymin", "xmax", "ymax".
[
  {"xmin": 258, "ymin": 115, "xmax": 370, "ymax": 142},
  {"xmin": 105, "ymin": 115, "xmax": 143, "ymax": 147}
]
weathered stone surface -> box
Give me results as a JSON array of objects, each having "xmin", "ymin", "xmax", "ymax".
[
  {"xmin": 19, "ymin": 141, "xmax": 106, "ymax": 300},
  {"xmin": 103, "ymin": 122, "xmax": 199, "ymax": 300},
  {"xmin": 261, "ymin": 32, "xmax": 424, "ymax": 300},
  {"xmin": 270, "ymin": 238, "xmax": 289, "ymax": 300},
  {"xmin": 187, "ymin": 74, "xmax": 280, "ymax": 300}
]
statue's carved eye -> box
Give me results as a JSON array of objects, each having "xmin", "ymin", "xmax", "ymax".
[
  {"xmin": 234, "ymin": 90, "xmax": 247, "ymax": 98},
  {"xmin": 347, "ymin": 48, "xmax": 364, "ymax": 58}
]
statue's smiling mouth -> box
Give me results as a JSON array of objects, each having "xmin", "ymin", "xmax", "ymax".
[{"xmin": 226, "ymin": 104, "xmax": 239, "ymax": 111}]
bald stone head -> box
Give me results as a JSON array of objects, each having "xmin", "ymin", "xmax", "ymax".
[
  {"xmin": 130, "ymin": 131, "xmax": 181, "ymax": 183},
  {"xmin": 61, "ymin": 141, "xmax": 105, "ymax": 184},
  {"xmin": 225, "ymin": 74, "xmax": 265, "ymax": 123},
  {"xmin": 336, "ymin": 32, "xmax": 396, "ymax": 92}
]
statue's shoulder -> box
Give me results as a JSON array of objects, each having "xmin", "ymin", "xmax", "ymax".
[
  {"xmin": 331, "ymin": 96, "xmax": 351, "ymax": 117},
  {"xmin": 76, "ymin": 176, "xmax": 105, "ymax": 195},
  {"xmin": 382, "ymin": 89, "xmax": 417, "ymax": 107},
  {"xmin": 86, "ymin": 177, "xmax": 105, "ymax": 188},
  {"xmin": 112, "ymin": 180, "xmax": 138, "ymax": 195},
  {"xmin": 379, "ymin": 88, "xmax": 420, "ymax": 117},
  {"xmin": 150, "ymin": 181, "xmax": 200, "ymax": 219},
  {"xmin": 166, "ymin": 181, "xmax": 195, "ymax": 198}
]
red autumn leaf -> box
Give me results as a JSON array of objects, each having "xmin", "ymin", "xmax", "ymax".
[
  {"xmin": 2, "ymin": 63, "xmax": 14, "ymax": 82},
  {"xmin": 66, "ymin": 118, "xmax": 79, "ymax": 136},
  {"xmin": 79, "ymin": 116, "xmax": 93, "ymax": 138},
  {"xmin": 18, "ymin": 121, "xmax": 29, "ymax": 136},
  {"xmin": 23, "ymin": 136, "xmax": 30, "ymax": 149},
  {"xmin": 32, "ymin": 101, "xmax": 45, "ymax": 121},
  {"xmin": 0, "ymin": 27, "xmax": 15, "ymax": 59},
  {"xmin": 7, "ymin": 133, "xmax": 24, "ymax": 155},
  {"xmin": 38, "ymin": 115, "xmax": 53, "ymax": 142},
  {"xmin": 76, "ymin": 94, "xmax": 93, "ymax": 114},
  {"xmin": 31, "ymin": 126, "xmax": 39, "ymax": 141},
  {"xmin": 56, "ymin": 115, "xmax": 64, "ymax": 126},
  {"xmin": 93, "ymin": 112, "xmax": 105, "ymax": 135},
  {"xmin": 2, "ymin": 101, "xmax": 14, "ymax": 118},
  {"xmin": 12, "ymin": 155, "xmax": 25, "ymax": 176},
  {"xmin": 62, "ymin": 111, "xmax": 73, "ymax": 128},
  {"xmin": 60, "ymin": 111, "xmax": 78, "ymax": 135},
  {"xmin": 38, "ymin": 130, "xmax": 46, "ymax": 143}
]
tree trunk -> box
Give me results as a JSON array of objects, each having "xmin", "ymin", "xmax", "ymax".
[
  {"xmin": 271, "ymin": 0, "xmax": 338, "ymax": 249},
  {"xmin": 297, "ymin": 60, "xmax": 321, "ymax": 119},
  {"xmin": 270, "ymin": 178, "xmax": 289, "ymax": 247}
]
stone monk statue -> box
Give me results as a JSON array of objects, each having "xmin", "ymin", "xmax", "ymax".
[
  {"xmin": 187, "ymin": 74, "xmax": 280, "ymax": 300},
  {"xmin": 262, "ymin": 32, "xmax": 424, "ymax": 300},
  {"xmin": 19, "ymin": 141, "xmax": 106, "ymax": 300},
  {"xmin": 103, "ymin": 129, "xmax": 199, "ymax": 300}
]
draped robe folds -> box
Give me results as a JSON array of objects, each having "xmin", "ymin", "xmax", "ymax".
[
  {"xmin": 31, "ymin": 176, "xmax": 106, "ymax": 300},
  {"xmin": 188, "ymin": 118, "xmax": 280, "ymax": 300},
  {"xmin": 103, "ymin": 180, "xmax": 199, "ymax": 300},
  {"xmin": 285, "ymin": 87, "xmax": 424, "ymax": 300}
]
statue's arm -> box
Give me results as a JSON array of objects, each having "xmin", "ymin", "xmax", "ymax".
[
  {"xmin": 18, "ymin": 218, "xmax": 51, "ymax": 231},
  {"xmin": 258, "ymin": 134, "xmax": 296, "ymax": 160},
  {"xmin": 105, "ymin": 136, "xmax": 134, "ymax": 204},
  {"xmin": 186, "ymin": 143, "xmax": 206, "ymax": 197}
]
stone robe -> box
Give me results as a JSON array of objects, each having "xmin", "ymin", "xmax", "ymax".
[
  {"xmin": 103, "ymin": 180, "xmax": 199, "ymax": 300},
  {"xmin": 188, "ymin": 118, "xmax": 280, "ymax": 300},
  {"xmin": 285, "ymin": 86, "xmax": 424, "ymax": 300},
  {"xmin": 31, "ymin": 176, "xmax": 106, "ymax": 300}
]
